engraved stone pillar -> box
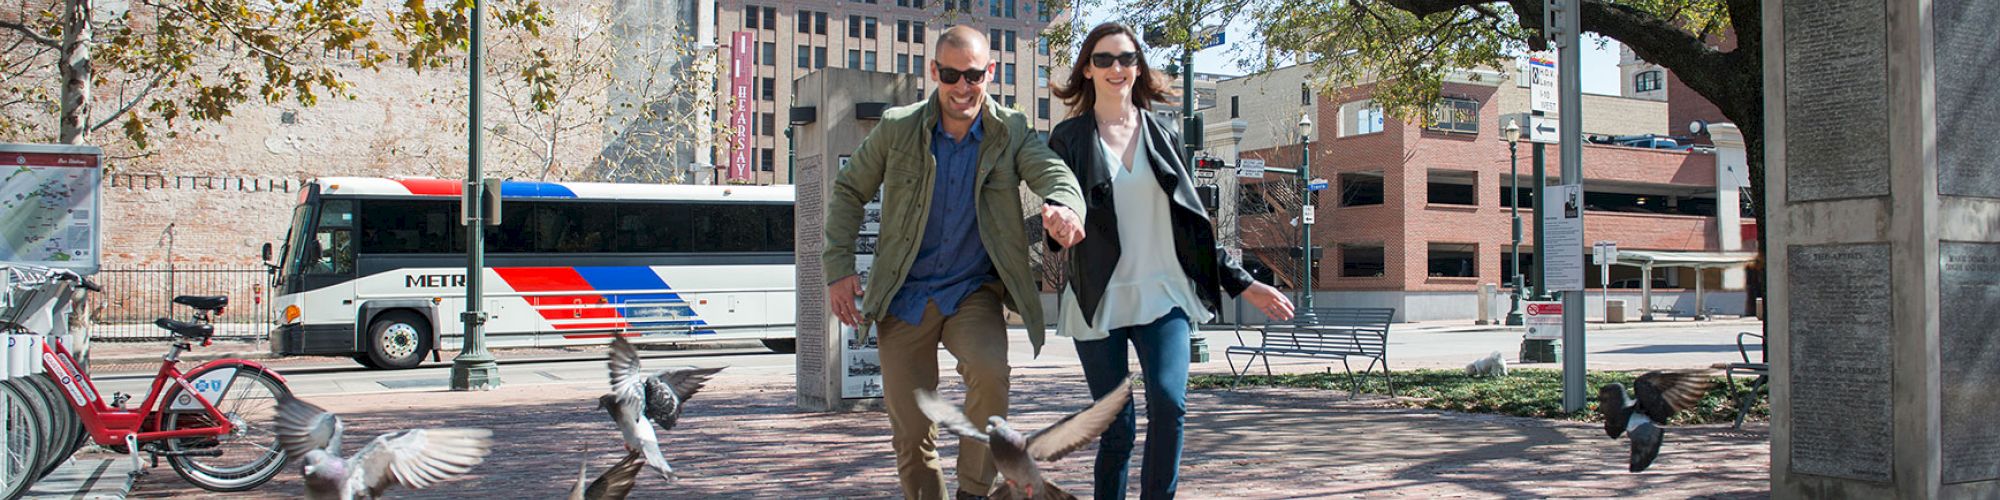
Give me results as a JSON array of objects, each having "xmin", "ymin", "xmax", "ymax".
[
  {"xmin": 1767, "ymin": 0, "xmax": 2000, "ymax": 497},
  {"xmin": 794, "ymin": 68, "xmax": 922, "ymax": 412}
]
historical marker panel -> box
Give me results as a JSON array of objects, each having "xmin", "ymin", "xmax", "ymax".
[
  {"xmin": 1788, "ymin": 244, "xmax": 1894, "ymax": 482},
  {"xmin": 794, "ymin": 157, "xmax": 830, "ymax": 408},
  {"xmin": 1936, "ymin": 0, "xmax": 2000, "ymax": 199},
  {"xmin": 1940, "ymin": 242, "xmax": 2000, "ymax": 483},
  {"xmin": 1783, "ymin": 0, "xmax": 1890, "ymax": 203}
]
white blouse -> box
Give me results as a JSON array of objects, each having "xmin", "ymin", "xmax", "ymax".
[{"xmin": 1057, "ymin": 134, "xmax": 1213, "ymax": 341}]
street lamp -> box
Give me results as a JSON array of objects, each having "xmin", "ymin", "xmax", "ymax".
[
  {"xmin": 1298, "ymin": 112, "xmax": 1315, "ymax": 313},
  {"xmin": 1504, "ymin": 119, "xmax": 1524, "ymax": 326}
]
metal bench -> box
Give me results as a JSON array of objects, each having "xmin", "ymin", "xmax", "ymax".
[
  {"xmin": 1722, "ymin": 331, "xmax": 1768, "ymax": 429},
  {"xmin": 1225, "ymin": 307, "xmax": 1397, "ymax": 398}
]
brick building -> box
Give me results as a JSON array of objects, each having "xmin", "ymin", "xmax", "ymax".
[{"xmin": 1204, "ymin": 64, "xmax": 1754, "ymax": 321}]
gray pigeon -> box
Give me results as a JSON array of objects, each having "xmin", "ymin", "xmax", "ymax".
[
  {"xmin": 599, "ymin": 336, "xmax": 725, "ymax": 480},
  {"xmin": 274, "ymin": 395, "xmax": 493, "ymax": 500},
  {"xmin": 1596, "ymin": 370, "xmax": 1714, "ymax": 472},
  {"xmin": 916, "ymin": 379, "xmax": 1133, "ymax": 500},
  {"xmin": 566, "ymin": 451, "xmax": 644, "ymax": 500}
]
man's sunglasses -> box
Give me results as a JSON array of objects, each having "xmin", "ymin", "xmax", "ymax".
[
  {"xmin": 1091, "ymin": 51, "xmax": 1140, "ymax": 69},
  {"xmin": 934, "ymin": 63, "xmax": 992, "ymax": 85}
]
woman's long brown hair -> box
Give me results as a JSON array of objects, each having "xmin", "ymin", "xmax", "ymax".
[{"xmin": 1051, "ymin": 22, "xmax": 1176, "ymax": 119}]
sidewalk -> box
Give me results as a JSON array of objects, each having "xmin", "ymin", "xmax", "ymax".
[{"xmin": 123, "ymin": 365, "xmax": 1769, "ymax": 499}]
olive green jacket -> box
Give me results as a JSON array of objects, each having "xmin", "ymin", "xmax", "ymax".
[{"xmin": 822, "ymin": 94, "xmax": 1084, "ymax": 355}]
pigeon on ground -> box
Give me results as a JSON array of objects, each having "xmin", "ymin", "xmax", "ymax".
[
  {"xmin": 916, "ymin": 379, "xmax": 1133, "ymax": 500},
  {"xmin": 1465, "ymin": 351, "xmax": 1508, "ymax": 378},
  {"xmin": 1596, "ymin": 370, "xmax": 1714, "ymax": 472},
  {"xmin": 274, "ymin": 395, "xmax": 494, "ymax": 499},
  {"xmin": 600, "ymin": 336, "xmax": 725, "ymax": 480},
  {"xmin": 566, "ymin": 451, "xmax": 644, "ymax": 500}
]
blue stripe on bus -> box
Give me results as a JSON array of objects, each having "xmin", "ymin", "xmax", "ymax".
[
  {"xmin": 571, "ymin": 266, "xmax": 709, "ymax": 327},
  {"xmin": 499, "ymin": 181, "xmax": 578, "ymax": 198}
]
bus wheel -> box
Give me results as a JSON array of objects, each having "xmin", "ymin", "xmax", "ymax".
[
  {"xmin": 760, "ymin": 338, "xmax": 796, "ymax": 354},
  {"xmin": 365, "ymin": 311, "xmax": 430, "ymax": 370}
]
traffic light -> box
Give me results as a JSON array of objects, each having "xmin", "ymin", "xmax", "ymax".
[{"xmin": 1197, "ymin": 185, "xmax": 1219, "ymax": 212}]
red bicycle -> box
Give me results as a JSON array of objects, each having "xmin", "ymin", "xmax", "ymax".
[{"xmin": 35, "ymin": 272, "xmax": 293, "ymax": 491}]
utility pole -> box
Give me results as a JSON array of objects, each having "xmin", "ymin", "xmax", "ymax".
[
  {"xmin": 1553, "ymin": 0, "xmax": 1587, "ymax": 413},
  {"xmin": 451, "ymin": 0, "xmax": 500, "ymax": 391}
]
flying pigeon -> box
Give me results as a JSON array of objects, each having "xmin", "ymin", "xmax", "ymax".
[
  {"xmin": 1596, "ymin": 370, "xmax": 1714, "ymax": 472},
  {"xmin": 566, "ymin": 451, "xmax": 644, "ymax": 500},
  {"xmin": 274, "ymin": 395, "xmax": 494, "ymax": 499},
  {"xmin": 916, "ymin": 379, "xmax": 1133, "ymax": 500},
  {"xmin": 600, "ymin": 336, "xmax": 725, "ymax": 480}
]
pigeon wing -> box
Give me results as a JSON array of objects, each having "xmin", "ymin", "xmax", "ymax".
[
  {"xmin": 583, "ymin": 451, "xmax": 645, "ymax": 500},
  {"xmin": 913, "ymin": 388, "xmax": 989, "ymax": 443},
  {"xmin": 352, "ymin": 428, "xmax": 494, "ymax": 495},
  {"xmin": 1596, "ymin": 383, "xmax": 1630, "ymax": 439},
  {"xmin": 275, "ymin": 395, "xmax": 343, "ymax": 459},
  {"xmin": 656, "ymin": 366, "xmax": 726, "ymax": 402},
  {"xmin": 566, "ymin": 461, "xmax": 588, "ymax": 500},
  {"xmin": 1634, "ymin": 370, "xmax": 1714, "ymax": 423},
  {"xmin": 1025, "ymin": 379, "xmax": 1133, "ymax": 462},
  {"xmin": 641, "ymin": 379, "xmax": 683, "ymax": 431},
  {"xmin": 607, "ymin": 337, "xmax": 647, "ymax": 396}
]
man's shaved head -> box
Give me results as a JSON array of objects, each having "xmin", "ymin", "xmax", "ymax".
[{"xmin": 935, "ymin": 25, "xmax": 989, "ymax": 56}]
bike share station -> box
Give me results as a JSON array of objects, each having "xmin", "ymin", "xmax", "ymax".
[{"xmin": 3, "ymin": 143, "xmax": 293, "ymax": 498}]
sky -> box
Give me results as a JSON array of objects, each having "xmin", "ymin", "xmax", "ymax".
[{"xmin": 1076, "ymin": 7, "xmax": 1627, "ymax": 96}]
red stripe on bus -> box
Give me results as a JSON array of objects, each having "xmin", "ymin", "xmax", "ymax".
[
  {"xmin": 395, "ymin": 178, "xmax": 463, "ymax": 196},
  {"xmin": 491, "ymin": 267, "xmax": 624, "ymax": 326},
  {"xmin": 560, "ymin": 332, "xmax": 644, "ymax": 340}
]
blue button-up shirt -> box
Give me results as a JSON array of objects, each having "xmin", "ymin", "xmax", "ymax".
[{"xmin": 887, "ymin": 115, "xmax": 993, "ymax": 326}]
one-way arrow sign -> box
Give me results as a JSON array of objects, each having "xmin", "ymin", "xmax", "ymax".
[{"xmin": 1529, "ymin": 115, "xmax": 1559, "ymax": 144}]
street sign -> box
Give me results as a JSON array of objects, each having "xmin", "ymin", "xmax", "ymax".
[
  {"xmin": 1543, "ymin": 184, "xmax": 1585, "ymax": 291},
  {"xmin": 1236, "ymin": 158, "xmax": 1266, "ymax": 178},
  {"xmin": 1524, "ymin": 301, "xmax": 1563, "ymax": 340},
  {"xmin": 1528, "ymin": 115, "xmax": 1559, "ymax": 144},
  {"xmin": 1307, "ymin": 178, "xmax": 1329, "ymax": 191},
  {"xmin": 1529, "ymin": 53, "xmax": 1558, "ymax": 114},
  {"xmin": 1302, "ymin": 205, "xmax": 1316, "ymax": 224},
  {"xmin": 1198, "ymin": 27, "xmax": 1225, "ymax": 49}
]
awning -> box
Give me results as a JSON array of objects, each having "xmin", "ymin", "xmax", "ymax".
[{"xmin": 1611, "ymin": 250, "xmax": 1759, "ymax": 269}]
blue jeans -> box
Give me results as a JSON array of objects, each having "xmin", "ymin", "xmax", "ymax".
[{"xmin": 1073, "ymin": 308, "xmax": 1190, "ymax": 500}]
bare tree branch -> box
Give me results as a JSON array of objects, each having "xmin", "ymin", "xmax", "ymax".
[{"xmin": 0, "ymin": 19, "xmax": 59, "ymax": 47}]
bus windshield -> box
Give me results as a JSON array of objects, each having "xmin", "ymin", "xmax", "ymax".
[{"xmin": 277, "ymin": 202, "xmax": 313, "ymax": 283}]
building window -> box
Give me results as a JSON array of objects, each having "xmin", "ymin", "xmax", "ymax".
[
  {"xmin": 1004, "ymin": 63, "xmax": 1016, "ymax": 85},
  {"xmin": 815, "ymin": 12, "xmax": 827, "ymax": 35},
  {"xmin": 761, "ymin": 148, "xmax": 776, "ymax": 172},
  {"xmin": 797, "ymin": 45, "xmax": 812, "ymax": 68},
  {"xmin": 1036, "ymin": 66, "xmax": 1048, "ymax": 87},
  {"xmin": 1498, "ymin": 182, "xmax": 1536, "ymax": 209},
  {"xmin": 1039, "ymin": 4, "xmax": 1052, "ymax": 22},
  {"xmin": 1339, "ymin": 171, "xmax": 1385, "ymax": 207},
  {"xmin": 762, "ymin": 6, "xmax": 776, "ymax": 30},
  {"xmin": 847, "ymin": 49, "xmax": 860, "ymax": 68},
  {"xmin": 990, "ymin": 29, "xmax": 1002, "ymax": 50},
  {"xmin": 1301, "ymin": 83, "xmax": 1311, "ymax": 105},
  {"xmin": 897, "ymin": 20, "xmax": 909, "ymax": 42},
  {"xmin": 761, "ymin": 42, "xmax": 776, "ymax": 67},
  {"xmin": 913, "ymin": 55, "xmax": 926, "ymax": 75},
  {"xmin": 898, "ymin": 0, "xmax": 907, "ymax": 6},
  {"xmin": 761, "ymin": 112, "xmax": 775, "ymax": 136},
  {"xmin": 1427, "ymin": 98, "xmax": 1478, "ymax": 134},
  {"xmin": 797, "ymin": 10, "xmax": 811, "ymax": 33},
  {"xmin": 745, "ymin": 5, "xmax": 759, "ymax": 29},
  {"xmin": 1340, "ymin": 100, "xmax": 1385, "ymax": 136},
  {"xmin": 864, "ymin": 51, "xmax": 877, "ymax": 70},
  {"xmin": 989, "ymin": 0, "xmax": 1001, "ymax": 17},
  {"xmin": 1340, "ymin": 243, "xmax": 1386, "ymax": 278},
  {"xmin": 1005, "ymin": 0, "xmax": 1017, "ymax": 17},
  {"xmin": 1038, "ymin": 37, "xmax": 1050, "ymax": 55},
  {"xmin": 913, "ymin": 22, "xmax": 926, "ymax": 44},
  {"xmin": 848, "ymin": 15, "xmax": 861, "ymax": 38},
  {"xmin": 1230, "ymin": 96, "xmax": 1239, "ymax": 118},
  {"xmin": 1004, "ymin": 95, "xmax": 1016, "ymax": 109},
  {"xmin": 897, "ymin": 54, "xmax": 910, "ymax": 74},
  {"xmin": 1635, "ymin": 70, "xmax": 1663, "ymax": 92},
  {"xmin": 1427, "ymin": 169, "xmax": 1478, "ymax": 205},
  {"xmin": 1500, "ymin": 250, "xmax": 1537, "ymax": 286},
  {"xmin": 761, "ymin": 77, "xmax": 775, "ymax": 101},
  {"xmin": 913, "ymin": 0, "xmax": 924, "ymax": 8},
  {"xmin": 1005, "ymin": 31, "xmax": 1017, "ymax": 52},
  {"xmin": 815, "ymin": 47, "xmax": 828, "ymax": 68},
  {"xmin": 1038, "ymin": 97, "xmax": 1050, "ymax": 120},
  {"xmin": 1428, "ymin": 243, "xmax": 1477, "ymax": 278},
  {"xmin": 864, "ymin": 17, "xmax": 878, "ymax": 39}
]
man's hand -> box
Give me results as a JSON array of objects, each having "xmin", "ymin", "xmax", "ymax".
[
  {"xmin": 1041, "ymin": 204, "xmax": 1085, "ymax": 248},
  {"xmin": 828, "ymin": 275, "xmax": 864, "ymax": 327}
]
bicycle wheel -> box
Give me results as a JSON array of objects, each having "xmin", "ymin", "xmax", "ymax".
[
  {"xmin": 24, "ymin": 376, "xmax": 77, "ymax": 478},
  {"xmin": 0, "ymin": 379, "xmax": 48, "ymax": 500},
  {"xmin": 13, "ymin": 376, "xmax": 63, "ymax": 481},
  {"xmin": 158, "ymin": 363, "xmax": 291, "ymax": 492}
]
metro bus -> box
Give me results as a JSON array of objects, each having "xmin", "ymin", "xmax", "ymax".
[{"xmin": 262, "ymin": 177, "xmax": 797, "ymax": 369}]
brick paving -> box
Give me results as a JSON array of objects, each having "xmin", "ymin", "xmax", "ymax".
[{"xmin": 121, "ymin": 364, "xmax": 1769, "ymax": 499}]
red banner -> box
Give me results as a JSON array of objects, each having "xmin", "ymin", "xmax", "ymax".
[{"xmin": 729, "ymin": 31, "xmax": 755, "ymax": 182}]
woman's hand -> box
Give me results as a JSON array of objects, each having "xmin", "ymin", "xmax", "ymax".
[{"xmin": 1241, "ymin": 282, "xmax": 1295, "ymax": 321}]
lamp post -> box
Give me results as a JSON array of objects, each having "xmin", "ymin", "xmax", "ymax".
[
  {"xmin": 1504, "ymin": 120, "xmax": 1524, "ymax": 326},
  {"xmin": 1297, "ymin": 113, "xmax": 1315, "ymax": 313},
  {"xmin": 450, "ymin": 0, "xmax": 500, "ymax": 391}
]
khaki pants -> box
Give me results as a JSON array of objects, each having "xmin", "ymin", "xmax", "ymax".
[{"xmin": 877, "ymin": 281, "xmax": 1011, "ymax": 499}]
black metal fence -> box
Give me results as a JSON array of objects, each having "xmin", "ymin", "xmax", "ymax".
[{"xmin": 85, "ymin": 267, "xmax": 279, "ymax": 342}]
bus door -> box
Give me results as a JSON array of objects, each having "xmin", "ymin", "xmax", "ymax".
[{"xmin": 298, "ymin": 199, "xmax": 360, "ymax": 341}]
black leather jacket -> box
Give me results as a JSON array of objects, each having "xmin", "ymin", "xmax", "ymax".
[{"xmin": 1047, "ymin": 110, "xmax": 1258, "ymax": 327}]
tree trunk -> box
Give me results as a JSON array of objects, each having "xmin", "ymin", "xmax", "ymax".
[{"xmin": 57, "ymin": 0, "xmax": 91, "ymax": 144}]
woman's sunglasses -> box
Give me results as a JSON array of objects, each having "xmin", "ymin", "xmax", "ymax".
[
  {"xmin": 1090, "ymin": 51, "xmax": 1140, "ymax": 69},
  {"xmin": 934, "ymin": 63, "xmax": 991, "ymax": 85}
]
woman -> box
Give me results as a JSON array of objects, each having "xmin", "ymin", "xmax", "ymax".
[{"xmin": 1046, "ymin": 22, "xmax": 1296, "ymax": 499}]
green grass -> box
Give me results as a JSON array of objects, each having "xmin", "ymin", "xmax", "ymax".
[{"xmin": 1191, "ymin": 368, "xmax": 1768, "ymax": 425}]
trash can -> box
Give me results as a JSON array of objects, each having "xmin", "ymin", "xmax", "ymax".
[{"xmin": 1606, "ymin": 299, "xmax": 1627, "ymax": 323}]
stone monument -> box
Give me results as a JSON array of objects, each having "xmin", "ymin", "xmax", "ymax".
[{"xmin": 1768, "ymin": 0, "xmax": 2000, "ymax": 497}]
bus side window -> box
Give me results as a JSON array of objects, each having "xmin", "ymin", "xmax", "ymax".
[{"xmin": 310, "ymin": 200, "xmax": 355, "ymax": 275}]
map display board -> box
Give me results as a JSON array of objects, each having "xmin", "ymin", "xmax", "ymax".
[{"xmin": 1, "ymin": 144, "xmax": 102, "ymax": 273}]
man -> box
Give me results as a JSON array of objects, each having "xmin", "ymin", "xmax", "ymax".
[{"xmin": 822, "ymin": 26, "xmax": 1087, "ymax": 500}]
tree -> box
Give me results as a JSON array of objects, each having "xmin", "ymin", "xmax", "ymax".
[{"xmin": 1, "ymin": 0, "xmax": 555, "ymax": 152}]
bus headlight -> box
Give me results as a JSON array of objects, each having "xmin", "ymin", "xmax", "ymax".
[{"xmin": 283, "ymin": 305, "xmax": 301, "ymax": 324}]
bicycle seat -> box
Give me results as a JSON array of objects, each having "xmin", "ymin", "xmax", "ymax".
[
  {"xmin": 173, "ymin": 295, "xmax": 228, "ymax": 311},
  {"xmin": 154, "ymin": 317, "xmax": 214, "ymax": 340}
]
